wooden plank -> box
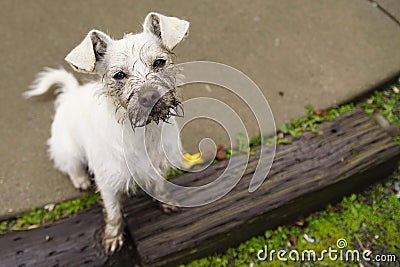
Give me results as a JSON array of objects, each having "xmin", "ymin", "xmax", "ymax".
[
  {"xmin": 124, "ymin": 109, "xmax": 400, "ymax": 266},
  {"xmin": 0, "ymin": 205, "xmax": 135, "ymax": 267},
  {"xmin": 0, "ymin": 205, "xmax": 106, "ymax": 267}
]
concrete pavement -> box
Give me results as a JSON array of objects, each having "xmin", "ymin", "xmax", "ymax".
[{"xmin": 1, "ymin": 0, "xmax": 400, "ymax": 218}]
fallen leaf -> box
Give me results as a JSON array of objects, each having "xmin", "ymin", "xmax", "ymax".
[{"xmin": 315, "ymin": 109, "xmax": 328, "ymax": 117}]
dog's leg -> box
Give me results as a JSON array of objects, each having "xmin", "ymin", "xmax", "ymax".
[
  {"xmin": 100, "ymin": 189, "xmax": 124, "ymax": 254},
  {"xmin": 48, "ymin": 125, "xmax": 91, "ymax": 191},
  {"xmin": 52, "ymin": 153, "xmax": 91, "ymax": 191},
  {"xmin": 151, "ymin": 177, "xmax": 181, "ymax": 214}
]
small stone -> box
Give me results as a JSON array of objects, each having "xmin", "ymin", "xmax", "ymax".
[
  {"xmin": 303, "ymin": 234, "xmax": 315, "ymax": 243},
  {"xmin": 44, "ymin": 203, "xmax": 55, "ymax": 211},
  {"xmin": 294, "ymin": 220, "xmax": 304, "ymax": 227},
  {"xmin": 361, "ymin": 222, "xmax": 367, "ymax": 229},
  {"xmin": 394, "ymin": 182, "xmax": 400, "ymax": 192}
]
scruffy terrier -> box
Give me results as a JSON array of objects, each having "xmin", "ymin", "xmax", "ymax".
[{"xmin": 24, "ymin": 12, "xmax": 189, "ymax": 254}]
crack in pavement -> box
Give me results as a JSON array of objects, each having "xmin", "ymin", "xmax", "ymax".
[{"xmin": 368, "ymin": 0, "xmax": 400, "ymax": 27}]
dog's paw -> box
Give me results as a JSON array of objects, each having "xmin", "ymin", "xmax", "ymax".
[
  {"xmin": 159, "ymin": 202, "xmax": 181, "ymax": 214},
  {"xmin": 102, "ymin": 232, "xmax": 124, "ymax": 255},
  {"xmin": 70, "ymin": 174, "xmax": 91, "ymax": 191}
]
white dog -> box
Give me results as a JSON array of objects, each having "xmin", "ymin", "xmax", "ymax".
[{"xmin": 24, "ymin": 12, "xmax": 189, "ymax": 254}]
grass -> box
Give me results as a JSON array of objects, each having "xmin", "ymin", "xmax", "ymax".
[
  {"xmin": 0, "ymin": 193, "xmax": 100, "ymax": 234},
  {"xmin": 361, "ymin": 87, "xmax": 400, "ymax": 126},
  {"xmin": 269, "ymin": 103, "xmax": 356, "ymax": 145}
]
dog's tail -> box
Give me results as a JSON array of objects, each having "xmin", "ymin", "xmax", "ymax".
[{"xmin": 23, "ymin": 68, "xmax": 79, "ymax": 98}]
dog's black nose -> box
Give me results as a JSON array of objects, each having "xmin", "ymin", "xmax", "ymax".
[{"xmin": 138, "ymin": 89, "xmax": 160, "ymax": 108}]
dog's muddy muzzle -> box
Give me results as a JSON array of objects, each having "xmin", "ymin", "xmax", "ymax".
[{"xmin": 128, "ymin": 89, "xmax": 183, "ymax": 129}]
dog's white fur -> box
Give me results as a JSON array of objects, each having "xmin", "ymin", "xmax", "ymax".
[{"xmin": 24, "ymin": 12, "xmax": 189, "ymax": 254}]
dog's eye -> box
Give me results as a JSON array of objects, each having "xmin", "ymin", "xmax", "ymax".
[
  {"xmin": 113, "ymin": 71, "xmax": 127, "ymax": 80},
  {"xmin": 153, "ymin": 59, "xmax": 166, "ymax": 69}
]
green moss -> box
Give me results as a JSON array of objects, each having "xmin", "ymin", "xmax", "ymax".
[
  {"xmin": 268, "ymin": 102, "xmax": 357, "ymax": 145},
  {"xmin": 360, "ymin": 86, "xmax": 400, "ymax": 128},
  {"xmin": 166, "ymin": 168, "xmax": 185, "ymax": 178},
  {"xmin": 0, "ymin": 193, "xmax": 100, "ymax": 234}
]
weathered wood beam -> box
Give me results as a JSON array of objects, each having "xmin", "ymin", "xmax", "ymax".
[
  {"xmin": 0, "ymin": 204, "xmax": 137, "ymax": 267},
  {"xmin": 124, "ymin": 109, "xmax": 400, "ymax": 266}
]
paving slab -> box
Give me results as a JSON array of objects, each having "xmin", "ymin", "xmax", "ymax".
[
  {"xmin": 1, "ymin": 0, "xmax": 400, "ymax": 218},
  {"xmin": 376, "ymin": 0, "xmax": 400, "ymax": 23}
]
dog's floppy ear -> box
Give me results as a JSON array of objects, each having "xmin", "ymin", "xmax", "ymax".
[
  {"xmin": 65, "ymin": 30, "xmax": 111, "ymax": 73},
  {"xmin": 143, "ymin": 12, "xmax": 189, "ymax": 51}
]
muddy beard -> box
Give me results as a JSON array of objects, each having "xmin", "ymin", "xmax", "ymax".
[{"xmin": 128, "ymin": 91, "xmax": 183, "ymax": 129}]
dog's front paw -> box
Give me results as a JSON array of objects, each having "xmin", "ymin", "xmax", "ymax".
[
  {"xmin": 102, "ymin": 231, "xmax": 124, "ymax": 255},
  {"xmin": 159, "ymin": 202, "xmax": 181, "ymax": 214},
  {"xmin": 70, "ymin": 174, "xmax": 91, "ymax": 191}
]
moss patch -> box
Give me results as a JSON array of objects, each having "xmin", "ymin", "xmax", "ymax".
[{"xmin": 0, "ymin": 193, "xmax": 100, "ymax": 234}]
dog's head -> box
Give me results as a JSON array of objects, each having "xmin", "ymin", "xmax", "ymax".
[{"xmin": 65, "ymin": 12, "xmax": 189, "ymax": 128}]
